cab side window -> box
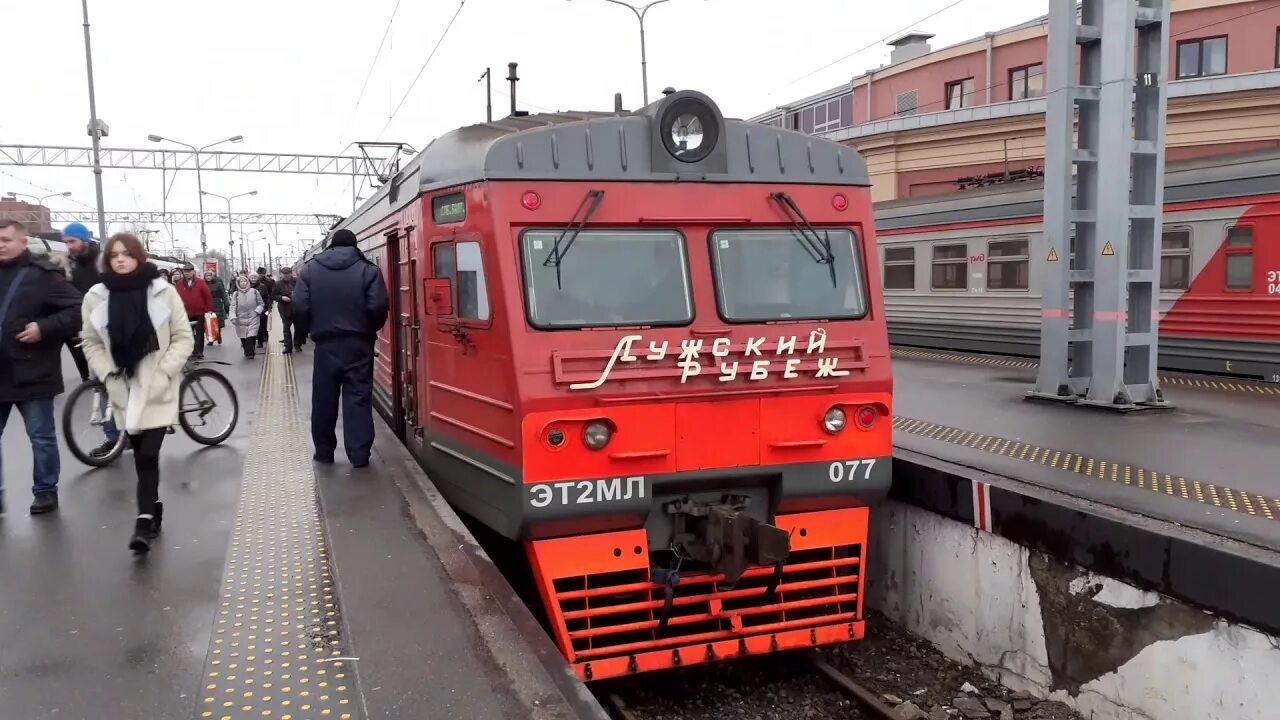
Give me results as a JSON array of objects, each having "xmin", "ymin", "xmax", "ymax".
[{"xmin": 430, "ymin": 241, "xmax": 489, "ymax": 321}]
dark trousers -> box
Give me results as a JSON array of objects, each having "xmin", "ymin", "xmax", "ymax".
[
  {"xmin": 66, "ymin": 339, "xmax": 90, "ymax": 381},
  {"xmin": 188, "ymin": 316, "xmax": 206, "ymax": 357},
  {"xmin": 129, "ymin": 428, "xmax": 166, "ymax": 515},
  {"xmin": 257, "ymin": 309, "xmax": 270, "ymax": 346},
  {"xmin": 281, "ymin": 313, "xmax": 294, "ymax": 351},
  {"xmin": 311, "ymin": 337, "xmax": 375, "ymax": 464},
  {"xmin": 241, "ymin": 337, "xmax": 257, "ymax": 358}
]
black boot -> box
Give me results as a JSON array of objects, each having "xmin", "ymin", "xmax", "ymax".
[
  {"xmin": 129, "ymin": 516, "xmax": 152, "ymax": 554},
  {"xmin": 149, "ymin": 501, "xmax": 163, "ymax": 539},
  {"xmin": 30, "ymin": 492, "xmax": 58, "ymax": 515}
]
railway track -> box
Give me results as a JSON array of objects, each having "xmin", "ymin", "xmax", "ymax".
[{"xmin": 598, "ymin": 650, "xmax": 900, "ymax": 720}]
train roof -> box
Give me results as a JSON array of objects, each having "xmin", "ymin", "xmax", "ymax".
[
  {"xmin": 875, "ymin": 148, "xmax": 1280, "ymax": 231},
  {"xmin": 332, "ymin": 90, "xmax": 872, "ymax": 241}
]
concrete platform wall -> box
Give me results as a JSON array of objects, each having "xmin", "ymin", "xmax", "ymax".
[{"xmin": 868, "ymin": 500, "xmax": 1280, "ymax": 720}]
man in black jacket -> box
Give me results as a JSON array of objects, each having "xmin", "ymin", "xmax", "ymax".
[
  {"xmin": 294, "ymin": 229, "xmax": 389, "ymax": 467},
  {"xmin": 61, "ymin": 223, "xmax": 99, "ymax": 381},
  {"xmin": 0, "ymin": 220, "xmax": 84, "ymax": 515},
  {"xmin": 255, "ymin": 267, "xmax": 274, "ymax": 349}
]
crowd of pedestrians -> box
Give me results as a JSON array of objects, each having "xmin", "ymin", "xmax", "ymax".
[{"xmin": 0, "ymin": 221, "xmax": 387, "ymax": 555}]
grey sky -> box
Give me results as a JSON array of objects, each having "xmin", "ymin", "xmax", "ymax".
[{"xmin": 2, "ymin": 0, "xmax": 1046, "ymax": 261}]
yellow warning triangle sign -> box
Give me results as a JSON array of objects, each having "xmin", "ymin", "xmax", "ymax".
[
  {"xmin": 1101, "ymin": 241, "xmax": 1115, "ymax": 256},
  {"xmin": 1046, "ymin": 248, "xmax": 1059, "ymax": 262}
]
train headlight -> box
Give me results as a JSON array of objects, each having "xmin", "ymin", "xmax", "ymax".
[
  {"xmin": 855, "ymin": 405, "xmax": 879, "ymax": 430},
  {"xmin": 659, "ymin": 96, "xmax": 719, "ymax": 163},
  {"xmin": 822, "ymin": 407, "xmax": 847, "ymax": 434},
  {"xmin": 583, "ymin": 421, "xmax": 612, "ymax": 450}
]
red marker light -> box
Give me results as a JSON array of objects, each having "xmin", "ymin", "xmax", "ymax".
[
  {"xmin": 832, "ymin": 194, "xmax": 848, "ymax": 211},
  {"xmin": 521, "ymin": 191, "xmax": 541, "ymax": 210},
  {"xmin": 855, "ymin": 405, "xmax": 878, "ymax": 430}
]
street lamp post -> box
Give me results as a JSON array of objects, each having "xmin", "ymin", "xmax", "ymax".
[
  {"xmin": 201, "ymin": 190, "xmax": 257, "ymax": 272},
  {"xmin": 80, "ymin": 0, "xmax": 108, "ymax": 243},
  {"xmin": 148, "ymin": 133, "xmax": 244, "ymax": 257},
  {"xmin": 571, "ymin": 0, "xmax": 677, "ymax": 105},
  {"xmin": 4, "ymin": 191, "xmax": 72, "ymax": 206}
]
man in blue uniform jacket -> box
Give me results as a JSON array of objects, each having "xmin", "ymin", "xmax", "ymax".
[{"xmin": 294, "ymin": 229, "xmax": 389, "ymax": 467}]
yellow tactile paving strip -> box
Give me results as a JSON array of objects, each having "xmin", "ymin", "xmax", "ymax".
[
  {"xmin": 893, "ymin": 415, "xmax": 1280, "ymax": 523},
  {"xmin": 891, "ymin": 347, "xmax": 1280, "ymax": 396},
  {"xmin": 197, "ymin": 347, "xmax": 362, "ymax": 720}
]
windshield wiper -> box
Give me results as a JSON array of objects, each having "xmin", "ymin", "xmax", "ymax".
[
  {"xmin": 770, "ymin": 191, "xmax": 837, "ymax": 288},
  {"xmin": 542, "ymin": 189, "xmax": 606, "ymax": 289}
]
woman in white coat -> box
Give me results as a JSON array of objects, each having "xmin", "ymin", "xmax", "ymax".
[
  {"xmin": 229, "ymin": 274, "xmax": 264, "ymax": 359},
  {"xmin": 80, "ymin": 233, "xmax": 194, "ymax": 553}
]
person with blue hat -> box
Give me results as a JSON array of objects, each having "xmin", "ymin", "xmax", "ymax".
[
  {"xmin": 61, "ymin": 223, "xmax": 99, "ymax": 380},
  {"xmin": 61, "ymin": 222, "xmax": 121, "ymax": 458}
]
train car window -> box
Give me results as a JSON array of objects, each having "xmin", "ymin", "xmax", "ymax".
[
  {"xmin": 454, "ymin": 241, "xmax": 490, "ymax": 321},
  {"xmin": 1225, "ymin": 226, "xmax": 1253, "ymax": 291},
  {"xmin": 987, "ymin": 239, "xmax": 1029, "ymax": 290},
  {"xmin": 710, "ymin": 228, "xmax": 867, "ymax": 322},
  {"xmin": 520, "ymin": 229, "xmax": 692, "ymax": 329},
  {"xmin": 931, "ymin": 244, "xmax": 968, "ymax": 290},
  {"xmin": 1160, "ymin": 228, "xmax": 1192, "ymax": 290},
  {"xmin": 433, "ymin": 244, "xmax": 456, "ymax": 282},
  {"xmin": 883, "ymin": 247, "xmax": 915, "ymax": 290}
]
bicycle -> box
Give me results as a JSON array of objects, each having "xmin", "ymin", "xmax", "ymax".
[{"xmin": 62, "ymin": 356, "xmax": 240, "ymax": 467}]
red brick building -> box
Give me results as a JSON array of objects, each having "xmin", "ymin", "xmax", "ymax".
[{"xmin": 750, "ymin": 0, "xmax": 1280, "ymax": 202}]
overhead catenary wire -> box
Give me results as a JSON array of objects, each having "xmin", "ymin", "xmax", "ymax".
[
  {"xmin": 351, "ymin": 0, "xmax": 404, "ymax": 113},
  {"xmin": 377, "ymin": 0, "xmax": 468, "ymax": 140},
  {"xmin": 773, "ymin": 0, "xmax": 972, "ymax": 94}
]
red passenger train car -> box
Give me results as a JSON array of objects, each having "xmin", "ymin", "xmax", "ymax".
[{"xmin": 311, "ymin": 91, "xmax": 892, "ymax": 680}]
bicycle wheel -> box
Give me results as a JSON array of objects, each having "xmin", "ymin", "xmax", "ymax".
[
  {"xmin": 178, "ymin": 368, "xmax": 239, "ymax": 445},
  {"xmin": 61, "ymin": 379, "xmax": 127, "ymax": 467}
]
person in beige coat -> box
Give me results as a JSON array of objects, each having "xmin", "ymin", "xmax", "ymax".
[{"xmin": 80, "ymin": 233, "xmax": 194, "ymax": 554}]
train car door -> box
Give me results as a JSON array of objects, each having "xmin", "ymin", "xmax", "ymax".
[
  {"xmin": 422, "ymin": 232, "xmax": 511, "ymax": 465},
  {"xmin": 396, "ymin": 227, "xmax": 422, "ymax": 439}
]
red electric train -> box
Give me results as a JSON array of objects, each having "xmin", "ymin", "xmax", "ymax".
[{"xmin": 309, "ymin": 90, "xmax": 892, "ymax": 681}]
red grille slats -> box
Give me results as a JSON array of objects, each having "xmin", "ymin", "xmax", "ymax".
[
  {"xmin": 559, "ymin": 575, "xmax": 858, "ymax": 621},
  {"xmin": 572, "ymin": 613, "xmax": 862, "ymax": 660},
  {"xmin": 567, "ymin": 593, "xmax": 860, "ymax": 640},
  {"xmin": 553, "ymin": 556, "xmax": 860, "ymax": 601}
]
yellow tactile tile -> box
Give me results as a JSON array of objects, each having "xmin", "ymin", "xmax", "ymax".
[
  {"xmin": 893, "ymin": 415, "xmax": 1280, "ymax": 523},
  {"xmin": 196, "ymin": 347, "xmax": 362, "ymax": 719}
]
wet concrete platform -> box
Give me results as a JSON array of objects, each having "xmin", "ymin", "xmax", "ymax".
[
  {"xmin": 892, "ymin": 349, "xmax": 1280, "ymax": 551},
  {"xmin": 0, "ymin": 321, "xmax": 605, "ymax": 720}
]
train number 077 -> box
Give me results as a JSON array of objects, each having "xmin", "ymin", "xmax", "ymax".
[{"xmin": 829, "ymin": 459, "xmax": 877, "ymax": 483}]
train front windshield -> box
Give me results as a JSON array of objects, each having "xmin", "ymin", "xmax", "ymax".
[
  {"xmin": 521, "ymin": 229, "xmax": 694, "ymax": 329},
  {"xmin": 711, "ymin": 228, "xmax": 869, "ymax": 322}
]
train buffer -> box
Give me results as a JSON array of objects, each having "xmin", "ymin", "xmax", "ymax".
[
  {"xmin": 0, "ymin": 327, "xmax": 606, "ymax": 720},
  {"xmin": 892, "ymin": 348, "xmax": 1280, "ymax": 552}
]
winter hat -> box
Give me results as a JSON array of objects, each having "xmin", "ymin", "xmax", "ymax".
[
  {"xmin": 330, "ymin": 229, "xmax": 357, "ymax": 247},
  {"xmin": 62, "ymin": 223, "xmax": 92, "ymax": 241}
]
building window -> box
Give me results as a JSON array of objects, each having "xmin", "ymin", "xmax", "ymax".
[
  {"xmin": 1176, "ymin": 36, "xmax": 1227, "ymax": 79},
  {"xmin": 945, "ymin": 78, "xmax": 976, "ymax": 109},
  {"xmin": 987, "ymin": 238, "xmax": 1029, "ymax": 290},
  {"xmin": 884, "ymin": 247, "xmax": 915, "ymax": 289},
  {"xmin": 455, "ymin": 241, "xmax": 490, "ymax": 321},
  {"xmin": 896, "ymin": 90, "xmax": 919, "ymax": 117},
  {"xmin": 1225, "ymin": 226, "xmax": 1253, "ymax": 290},
  {"xmin": 1160, "ymin": 228, "xmax": 1191, "ymax": 290},
  {"xmin": 1275, "ymin": 27, "xmax": 1279, "ymax": 68},
  {"xmin": 931, "ymin": 243, "xmax": 968, "ymax": 290},
  {"xmin": 1009, "ymin": 64, "xmax": 1043, "ymax": 100}
]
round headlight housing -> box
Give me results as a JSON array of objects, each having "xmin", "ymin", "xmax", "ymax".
[
  {"xmin": 855, "ymin": 405, "xmax": 879, "ymax": 430},
  {"xmin": 659, "ymin": 97, "xmax": 719, "ymax": 164},
  {"xmin": 822, "ymin": 407, "xmax": 847, "ymax": 434},
  {"xmin": 583, "ymin": 421, "xmax": 612, "ymax": 450}
]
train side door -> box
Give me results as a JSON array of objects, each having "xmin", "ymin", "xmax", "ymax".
[
  {"xmin": 396, "ymin": 227, "xmax": 422, "ymax": 438},
  {"xmin": 423, "ymin": 233, "xmax": 508, "ymax": 459}
]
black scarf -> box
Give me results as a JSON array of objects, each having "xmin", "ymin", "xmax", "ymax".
[{"xmin": 102, "ymin": 263, "xmax": 161, "ymax": 378}]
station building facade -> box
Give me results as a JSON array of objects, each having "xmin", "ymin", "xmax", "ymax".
[{"xmin": 749, "ymin": 0, "xmax": 1280, "ymax": 202}]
